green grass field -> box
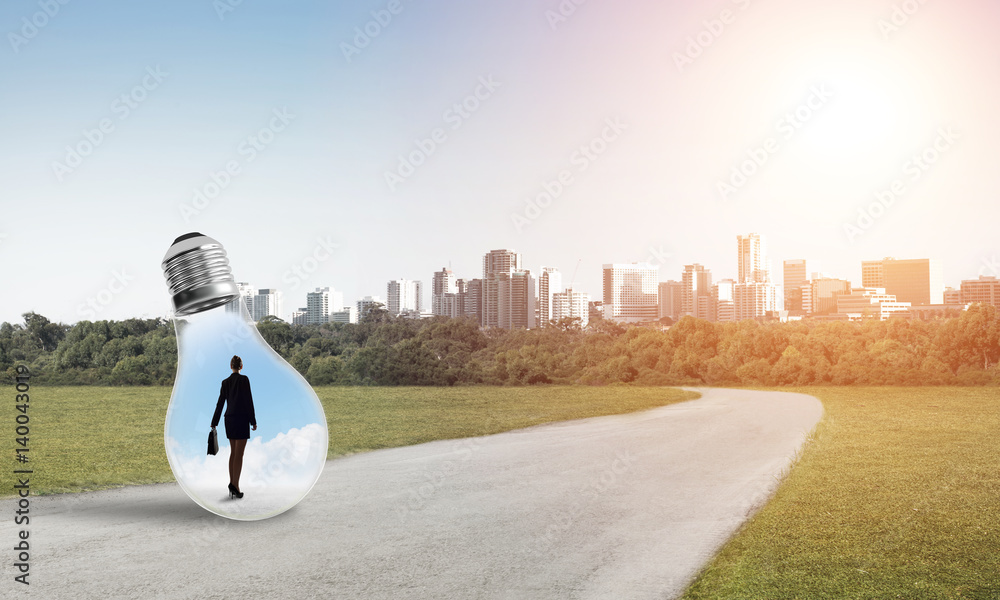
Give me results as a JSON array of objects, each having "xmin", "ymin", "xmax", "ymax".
[
  {"xmin": 0, "ymin": 385, "xmax": 698, "ymax": 495},
  {"xmin": 681, "ymin": 387, "xmax": 1000, "ymax": 600},
  {"xmin": 6, "ymin": 384, "xmax": 999, "ymax": 597}
]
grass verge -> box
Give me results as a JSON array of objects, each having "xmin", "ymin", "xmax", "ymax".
[
  {"xmin": 0, "ymin": 385, "xmax": 698, "ymax": 496},
  {"xmin": 681, "ymin": 387, "xmax": 1000, "ymax": 600}
]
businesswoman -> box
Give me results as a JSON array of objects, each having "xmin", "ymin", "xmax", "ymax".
[{"xmin": 211, "ymin": 355, "xmax": 257, "ymax": 499}]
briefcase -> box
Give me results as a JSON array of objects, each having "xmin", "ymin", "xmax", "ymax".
[{"xmin": 208, "ymin": 429, "xmax": 219, "ymax": 455}]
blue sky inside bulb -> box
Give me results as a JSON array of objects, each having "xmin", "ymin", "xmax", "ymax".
[{"xmin": 165, "ymin": 299, "xmax": 328, "ymax": 520}]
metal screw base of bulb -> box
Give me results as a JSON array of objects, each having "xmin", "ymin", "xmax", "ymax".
[{"xmin": 161, "ymin": 232, "xmax": 240, "ymax": 316}]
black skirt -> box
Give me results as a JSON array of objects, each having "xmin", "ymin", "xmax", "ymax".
[{"xmin": 224, "ymin": 414, "xmax": 251, "ymax": 440}]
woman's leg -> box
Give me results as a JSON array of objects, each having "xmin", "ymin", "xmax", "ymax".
[
  {"xmin": 232, "ymin": 438, "xmax": 248, "ymax": 491},
  {"xmin": 228, "ymin": 439, "xmax": 236, "ymax": 486}
]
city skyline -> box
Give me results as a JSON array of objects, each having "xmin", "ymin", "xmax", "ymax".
[{"xmin": 5, "ymin": 232, "xmax": 989, "ymax": 325}]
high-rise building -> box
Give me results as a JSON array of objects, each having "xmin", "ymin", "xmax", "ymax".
[
  {"xmin": 602, "ymin": 263, "xmax": 659, "ymax": 323},
  {"xmin": 783, "ymin": 260, "xmax": 810, "ymax": 312},
  {"xmin": 329, "ymin": 306, "xmax": 359, "ymax": 324},
  {"xmin": 496, "ymin": 270, "xmax": 536, "ymax": 329},
  {"xmin": 252, "ymin": 288, "xmax": 283, "ymax": 322},
  {"xmin": 785, "ymin": 284, "xmax": 813, "ymax": 314},
  {"xmin": 861, "ymin": 258, "xmax": 942, "ymax": 305},
  {"xmin": 883, "ymin": 258, "xmax": 943, "ymax": 306},
  {"xmin": 681, "ymin": 264, "xmax": 713, "ymax": 319},
  {"xmin": 306, "ymin": 287, "xmax": 331, "ymax": 325},
  {"xmin": 811, "ymin": 278, "xmax": 852, "ymax": 315},
  {"xmin": 483, "ymin": 249, "xmax": 522, "ymax": 328},
  {"xmin": 227, "ymin": 282, "xmax": 256, "ymax": 318},
  {"xmin": 432, "ymin": 268, "xmax": 458, "ymax": 317},
  {"xmin": 961, "ymin": 276, "xmax": 1000, "ymax": 306},
  {"xmin": 552, "ymin": 288, "xmax": 590, "ymax": 328},
  {"xmin": 734, "ymin": 283, "xmax": 777, "ymax": 321},
  {"xmin": 387, "ymin": 279, "xmax": 423, "ymax": 316},
  {"xmin": 538, "ymin": 267, "xmax": 563, "ymax": 326},
  {"xmin": 861, "ymin": 259, "xmax": 888, "ymax": 288},
  {"xmin": 356, "ymin": 295, "xmax": 383, "ymax": 318},
  {"xmin": 291, "ymin": 308, "xmax": 307, "ymax": 325},
  {"xmin": 735, "ymin": 233, "xmax": 778, "ymax": 320},
  {"xmin": 462, "ymin": 278, "xmax": 483, "ymax": 325},
  {"xmin": 714, "ymin": 279, "xmax": 736, "ymax": 322},
  {"xmin": 737, "ymin": 233, "xmax": 770, "ymax": 284},
  {"xmin": 944, "ymin": 287, "xmax": 962, "ymax": 305},
  {"xmin": 657, "ymin": 280, "xmax": 683, "ymax": 321}
]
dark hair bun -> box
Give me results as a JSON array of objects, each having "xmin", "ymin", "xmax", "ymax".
[{"xmin": 231, "ymin": 355, "xmax": 243, "ymax": 370}]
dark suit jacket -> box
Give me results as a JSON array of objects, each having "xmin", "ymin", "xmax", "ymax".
[{"xmin": 211, "ymin": 373, "xmax": 257, "ymax": 429}]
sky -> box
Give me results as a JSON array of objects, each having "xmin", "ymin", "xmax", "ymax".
[{"xmin": 2, "ymin": 0, "xmax": 999, "ymax": 325}]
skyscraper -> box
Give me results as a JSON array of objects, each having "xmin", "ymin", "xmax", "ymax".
[
  {"xmin": 861, "ymin": 257, "xmax": 943, "ymax": 306},
  {"xmin": 387, "ymin": 279, "xmax": 423, "ymax": 316},
  {"xmin": 883, "ymin": 258, "xmax": 944, "ymax": 306},
  {"xmin": 431, "ymin": 268, "xmax": 458, "ymax": 317},
  {"xmin": 482, "ymin": 249, "xmax": 524, "ymax": 328},
  {"xmin": 462, "ymin": 278, "xmax": 483, "ymax": 325},
  {"xmin": 811, "ymin": 278, "xmax": 852, "ymax": 314},
  {"xmin": 658, "ymin": 280, "xmax": 683, "ymax": 321},
  {"xmin": 227, "ymin": 282, "xmax": 256, "ymax": 318},
  {"xmin": 737, "ymin": 233, "xmax": 770, "ymax": 284},
  {"xmin": 861, "ymin": 259, "xmax": 888, "ymax": 288},
  {"xmin": 538, "ymin": 266, "xmax": 563, "ymax": 326},
  {"xmin": 714, "ymin": 279, "xmax": 736, "ymax": 322},
  {"xmin": 253, "ymin": 288, "xmax": 283, "ymax": 322},
  {"xmin": 783, "ymin": 259, "xmax": 810, "ymax": 312},
  {"xmin": 306, "ymin": 287, "xmax": 331, "ymax": 325},
  {"xmin": 602, "ymin": 263, "xmax": 659, "ymax": 323},
  {"xmin": 681, "ymin": 264, "xmax": 712, "ymax": 320},
  {"xmin": 552, "ymin": 288, "xmax": 590, "ymax": 328},
  {"xmin": 496, "ymin": 270, "xmax": 536, "ymax": 329},
  {"xmin": 734, "ymin": 233, "xmax": 778, "ymax": 320}
]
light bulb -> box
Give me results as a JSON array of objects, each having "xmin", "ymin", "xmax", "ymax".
[{"xmin": 160, "ymin": 232, "xmax": 328, "ymax": 521}]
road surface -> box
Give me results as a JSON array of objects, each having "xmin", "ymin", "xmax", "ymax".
[{"xmin": 1, "ymin": 388, "xmax": 822, "ymax": 599}]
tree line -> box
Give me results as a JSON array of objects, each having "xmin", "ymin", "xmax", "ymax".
[{"xmin": 3, "ymin": 304, "xmax": 1000, "ymax": 386}]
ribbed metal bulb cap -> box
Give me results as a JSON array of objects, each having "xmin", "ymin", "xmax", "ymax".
[{"xmin": 161, "ymin": 232, "xmax": 240, "ymax": 316}]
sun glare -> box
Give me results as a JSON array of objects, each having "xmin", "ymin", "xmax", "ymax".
[{"xmin": 770, "ymin": 44, "xmax": 929, "ymax": 170}]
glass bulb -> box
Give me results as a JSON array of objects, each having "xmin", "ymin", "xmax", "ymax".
[{"xmin": 161, "ymin": 233, "xmax": 327, "ymax": 521}]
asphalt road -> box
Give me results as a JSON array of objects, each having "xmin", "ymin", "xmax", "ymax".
[{"xmin": 1, "ymin": 388, "xmax": 823, "ymax": 599}]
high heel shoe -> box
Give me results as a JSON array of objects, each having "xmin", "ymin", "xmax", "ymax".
[{"xmin": 228, "ymin": 482, "xmax": 244, "ymax": 499}]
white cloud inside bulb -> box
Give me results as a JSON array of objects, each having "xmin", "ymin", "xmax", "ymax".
[{"xmin": 167, "ymin": 423, "xmax": 327, "ymax": 494}]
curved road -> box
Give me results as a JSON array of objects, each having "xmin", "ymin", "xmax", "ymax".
[{"xmin": 1, "ymin": 388, "xmax": 822, "ymax": 599}]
